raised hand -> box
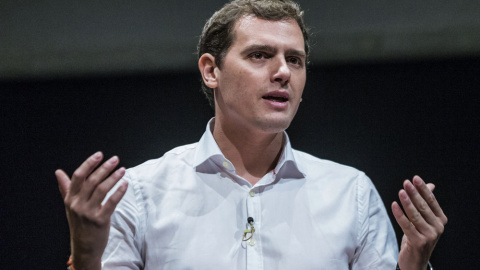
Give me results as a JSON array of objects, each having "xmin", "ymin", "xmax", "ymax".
[
  {"xmin": 56, "ymin": 152, "xmax": 128, "ymax": 270},
  {"xmin": 391, "ymin": 176, "xmax": 447, "ymax": 270}
]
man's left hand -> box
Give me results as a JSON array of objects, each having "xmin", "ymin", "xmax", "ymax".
[{"xmin": 391, "ymin": 175, "xmax": 447, "ymax": 270}]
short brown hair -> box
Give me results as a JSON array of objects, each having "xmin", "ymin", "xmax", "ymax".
[{"xmin": 197, "ymin": 0, "xmax": 310, "ymax": 109}]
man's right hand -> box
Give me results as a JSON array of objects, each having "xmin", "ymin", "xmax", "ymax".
[{"xmin": 56, "ymin": 152, "xmax": 128, "ymax": 270}]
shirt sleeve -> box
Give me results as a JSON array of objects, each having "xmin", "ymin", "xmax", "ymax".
[
  {"xmin": 101, "ymin": 171, "xmax": 145, "ymax": 270},
  {"xmin": 351, "ymin": 173, "xmax": 399, "ymax": 270}
]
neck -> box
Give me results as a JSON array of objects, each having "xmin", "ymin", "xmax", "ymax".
[{"xmin": 212, "ymin": 118, "xmax": 284, "ymax": 186}]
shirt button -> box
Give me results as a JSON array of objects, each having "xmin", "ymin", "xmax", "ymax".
[
  {"xmin": 249, "ymin": 189, "xmax": 255, "ymax": 197},
  {"xmin": 249, "ymin": 239, "xmax": 255, "ymax": 246},
  {"xmin": 222, "ymin": 161, "xmax": 229, "ymax": 168}
]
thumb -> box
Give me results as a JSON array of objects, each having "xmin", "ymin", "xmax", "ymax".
[{"xmin": 56, "ymin": 169, "xmax": 70, "ymax": 199}]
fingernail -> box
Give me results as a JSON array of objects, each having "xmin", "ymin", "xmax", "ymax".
[
  {"xmin": 93, "ymin": 151, "xmax": 102, "ymax": 159},
  {"xmin": 108, "ymin": 156, "xmax": 118, "ymax": 164},
  {"xmin": 407, "ymin": 181, "xmax": 415, "ymax": 191},
  {"xmin": 400, "ymin": 190, "xmax": 408, "ymax": 200},
  {"xmin": 413, "ymin": 177, "xmax": 422, "ymax": 185}
]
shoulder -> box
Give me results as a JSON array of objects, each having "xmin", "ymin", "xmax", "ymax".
[
  {"xmin": 292, "ymin": 150, "xmax": 383, "ymax": 216},
  {"xmin": 292, "ymin": 148, "xmax": 366, "ymax": 182},
  {"xmin": 126, "ymin": 142, "xmax": 198, "ymax": 182}
]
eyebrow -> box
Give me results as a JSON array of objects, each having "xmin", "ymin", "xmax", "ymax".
[
  {"xmin": 241, "ymin": 44, "xmax": 306, "ymax": 58},
  {"xmin": 285, "ymin": 48, "xmax": 307, "ymax": 59}
]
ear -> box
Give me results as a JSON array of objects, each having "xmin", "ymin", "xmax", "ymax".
[{"xmin": 198, "ymin": 53, "xmax": 218, "ymax": 89}]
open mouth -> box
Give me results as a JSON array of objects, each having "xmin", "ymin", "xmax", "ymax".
[{"xmin": 262, "ymin": 93, "xmax": 289, "ymax": 102}]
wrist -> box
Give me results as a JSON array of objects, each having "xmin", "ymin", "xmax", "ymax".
[
  {"xmin": 68, "ymin": 254, "xmax": 102, "ymax": 270},
  {"xmin": 396, "ymin": 261, "xmax": 433, "ymax": 270}
]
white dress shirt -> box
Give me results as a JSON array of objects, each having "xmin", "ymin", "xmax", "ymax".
[{"xmin": 102, "ymin": 119, "xmax": 398, "ymax": 269}]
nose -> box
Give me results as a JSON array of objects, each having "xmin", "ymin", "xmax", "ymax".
[{"xmin": 271, "ymin": 57, "xmax": 290, "ymax": 87}]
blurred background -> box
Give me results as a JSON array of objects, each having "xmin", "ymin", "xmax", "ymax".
[{"xmin": 1, "ymin": 0, "xmax": 479, "ymax": 269}]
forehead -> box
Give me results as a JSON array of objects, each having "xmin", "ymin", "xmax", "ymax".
[{"xmin": 231, "ymin": 15, "xmax": 305, "ymax": 52}]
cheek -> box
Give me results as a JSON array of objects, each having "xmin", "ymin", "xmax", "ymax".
[
  {"xmin": 224, "ymin": 72, "xmax": 256, "ymax": 98},
  {"xmin": 293, "ymin": 74, "xmax": 306, "ymax": 96}
]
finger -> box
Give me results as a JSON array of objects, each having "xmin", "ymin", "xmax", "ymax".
[
  {"xmin": 413, "ymin": 176, "xmax": 447, "ymax": 224},
  {"xmin": 100, "ymin": 180, "xmax": 129, "ymax": 218},
  {"xmin": 89, "ymin": 167, "xmax": 126, "ymax": 206},
  {"xmin": 70, "ymin": 152, "xmax": 103, "ymax": 195},
  {"xmin": 398, "ymin": 187, "xmax": 430, "ymax": 233},
  {"xmin": 404, "ymin": 180, "xmax": 438, "ymax": 227},
  {"xmin": 81, "ymin": 156, "xmax": 120, "ymax": 201},
  {"xmin": 426, "ymin": 183, "xmax": 435, "ymax": 192},
  {"xmin": 56, "ymin": 169, "xmax": 70, "ymax": 199},
  {"xmin": 391, "ymin": 201, "xmax": 420, "ymax": 240}
]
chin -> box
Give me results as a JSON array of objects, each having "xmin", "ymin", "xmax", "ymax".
[{"xmin": 255, "ymin": 117, "xmax": 293, "ymax": 133}]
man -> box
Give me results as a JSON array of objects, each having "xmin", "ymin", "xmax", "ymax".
[{"xmin": 56, "ymin": 0, "xmax": 447, "ymax": 269}]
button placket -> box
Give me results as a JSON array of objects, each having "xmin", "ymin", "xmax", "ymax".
[{"xmin": 246, "ymin": 188, "xmax": 263, "ymax": 269}]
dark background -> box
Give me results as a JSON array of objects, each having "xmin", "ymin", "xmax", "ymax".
[{"xmin": 1, "ymin": 56, "xmax": 479, "ymax": 269}]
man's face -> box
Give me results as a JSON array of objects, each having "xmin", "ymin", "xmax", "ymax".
[{"xmin": 214, "ymin": 15, "xmax": 307, "ymax": 133}]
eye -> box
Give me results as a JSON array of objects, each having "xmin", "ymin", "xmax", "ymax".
[
  {"xmin": 287, "ymin": 56, "xmax": 303, "ymax": 66},
  {"xmin": 249, "ymin": 52, "xmax": 269, "ymax": 60}
]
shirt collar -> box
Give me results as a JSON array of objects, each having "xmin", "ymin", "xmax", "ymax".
[
  {"xmin": 194, "ymin": 118, "xmax": 305, "ymax": 178},
  {"xmin": 273, "ymin": 132, "xmax": 305, "ymax": 178},
  {"xmin": 193, "ymin": 118, "xmax": 227, "ymax": 172}
]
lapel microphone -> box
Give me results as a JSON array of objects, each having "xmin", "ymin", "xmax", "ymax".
[{"xmin": 242, "ymin": 217, "xmax": 255, "ymax": 246}]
